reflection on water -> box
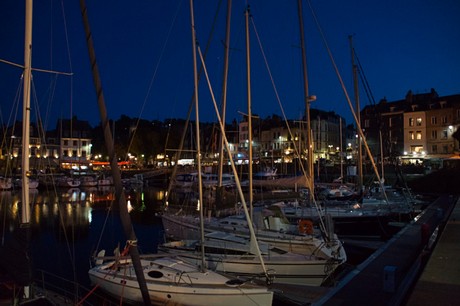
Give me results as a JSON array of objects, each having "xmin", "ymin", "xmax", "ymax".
[
  {"xmin": 0, "ymin": 186, "xmax": 166, "ymax": 232},
  {"xmin": 0, "ymin": 186, "xmax": 167, "ymax": 287}
]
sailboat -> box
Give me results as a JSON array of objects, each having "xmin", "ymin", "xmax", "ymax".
[
  {"xmin": 0, "ymin": 1, "xmax": 74, "ymax": 304},
  {"xmin": 162, "ymin": 2, "xmax": 346, "ymax": 274},
  {"xmin": 84, "ymin": 1, "xmax": 273, "ymax": 305}
]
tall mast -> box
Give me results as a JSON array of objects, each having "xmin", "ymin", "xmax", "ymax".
[
  {"xmin": 349, "ymin": 35, "xmax": 363, "ymax": 193},
  {"xmin": 340, "ymin": 117, "xmax": 344, "ymax": 182},
  {"xmin": 189, "ymin": 0, "xmax": 206, "ymax": 272},
  {"xmin": 21, "ymin": 0, "xmax": 33, "ymax": 225},
  {"xmin": 245, "ymin": 6, "xmax": 253, "ymax": 219},
  {"xmin": 79, "ymin": 1, "xmax": 151, "ymax": 304},
  {"xmin": 217, "ymin": 0, "xmax": 232, "ymax": 200},
  {"xmin": 297, "ymin": 0, "xmax": 314, "ymax": 201}
]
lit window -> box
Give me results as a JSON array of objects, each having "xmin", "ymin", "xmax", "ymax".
[
  {"xmin": 416, "ymin": 131, "xmax": 422, "ymax": 140},
  {"xmin": 416, "ymin": 118, "xmax": 422, "ymax": 126},
  {"xmin": 409, "ymin": 131, "xmax": 414, "ymax": 140}
]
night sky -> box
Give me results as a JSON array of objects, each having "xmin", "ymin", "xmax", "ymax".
[{"xmin": 1, "ymin": 0, "xmax": 459, "ymax": 130}]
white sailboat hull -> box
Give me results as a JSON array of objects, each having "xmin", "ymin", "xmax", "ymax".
[
  {"xmin": 89, "ymin": 257, "xmax": 273, "ymax": 306},
  {"xmin": 161, "ymin": 213, "xmax": 346, "ymax": 261},
  {"xmin": 160, "ymin": 249, "xmax": 335, "ymax": 286}
]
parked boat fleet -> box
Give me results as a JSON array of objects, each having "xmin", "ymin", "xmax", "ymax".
[
  {"xmin": 83, "ymin": 168, "xmax": 426, "ymax": 305},
  {"xmin": 0, "ymin": 172, "xmax": 147, "ymax": 190}
]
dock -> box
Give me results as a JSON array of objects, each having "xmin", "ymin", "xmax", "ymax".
[
  {"xmin": 405, "ymin": 195, "xmax": 460, "ymax": 305},
  {"xmin": 273, "ymin": 194, "xmax": 458, "ymax": 305}
]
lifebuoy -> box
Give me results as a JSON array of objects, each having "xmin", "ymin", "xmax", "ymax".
[{"xmin": 298, "ymin": 219, "xmax": 314, "ymax": 235}]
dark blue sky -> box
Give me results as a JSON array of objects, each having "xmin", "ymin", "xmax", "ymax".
[{"xmin": 1, "ymin": 0, "xmax": 459, "ymax": 130}]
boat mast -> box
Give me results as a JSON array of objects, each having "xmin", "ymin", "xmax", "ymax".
[
  {"xmin": 79, "ymin": 1, "xmax": 151, "ymax": 304},
  {"xmin": 245, "ymin": 6, "xmax": 254, "ymax": 220},
  {"xmin": 297, "ymin": 0, "xmax": 314, "ymax": 201},
  {"xmin": 349, "ymin": 35, "xmax": 363, "ymax": 193},
  {"xmin": 189, "ymin": 0, "xmax": 206, "ymax": 271},
  {"xmin": 340, "ymin": 117, "xmax": 344, "ymax": 182},
  {"xmin": 217, "ymin": 0, "xmax": 232, "ymax": 203},
  {"xmin": 21, "ymin": 0, "xmax": 33, "ymax": 225}
]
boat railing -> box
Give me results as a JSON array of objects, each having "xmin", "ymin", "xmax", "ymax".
[{"xmin": 33, "ymin": 269, "xmax": 120, "ymax": 305}]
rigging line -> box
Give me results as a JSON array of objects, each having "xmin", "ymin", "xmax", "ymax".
[
  {"xmin": 354, "ymin": 47, "xmax": 376, "ymax": 105},
  {"xmin": 125, "ymin": 0, "xmax": 184, "ymax": 160},
  {"xmin": 197, "ymin": 43, "xmax": 270, "ymax": 281},
  {"xmin": 0, "ymin": 76, "xmax": 22, "ymax": 156},
  {"xmin": 164, "ymin": 0, "xmax": 224, "ymax": 203},
  {"xmin": 249, "ymin": 16, "xmax": 315, "ymax": 199},
  {"xmin": 306, "ymin": 0, "xmax": 389, "ymax": 203},
  {"xmin": 0, "ymin": 59, "xmax": 73, "ymax": 76},
  {"xmin": 0, "ymin": 59, "xmax": 73, "ymax": 75}
]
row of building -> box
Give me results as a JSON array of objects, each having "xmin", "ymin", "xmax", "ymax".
[
  {"xmin": 361, "ymin": 89, "xmax": 460, "ymax": 163},
  {"xmin": 1, "ymin": 89, "xmax": 459, "ymax": 172}
]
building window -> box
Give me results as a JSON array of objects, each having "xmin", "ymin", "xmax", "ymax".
[
  {"xmin": 431, "ymin": 130, "xmax": 437, "ymax": 139},
  {"xmin": 431, "ymin": 116, "xmax": 437, "ymax": 125},
  {"xmin": 441, "ymin": 116, "xmax": 448, "ymax": 124},
  {"xmin": 416, "ymin": 118, "xmax": 422, "ymax": 126},
  {"xmin": 364, "ymin": 119, "xmax": 370, "ymax": 128},
  {"xmin": 432, "ymin": 145, "xmax": 437, "ymax": 153},
  {"xmin": 72, "ymin": 150, "xmax": 77, "ymax": 157},
  {"xmin": 409, "ymin": 131, "xmax": 414, "ymax": 140},
  {"xmin": 82, "ymin": 151, "xmax": 87, "ymax": 157},
  {"xmin": 416, "ymin": 131, "xmax": 422, "ymax": 140},
  {"xmin": 64, "ymin": 140, "xmax": 68, "ymax": 146},
  {"xmin": 389, "ymin": 118, "xmax": 393, "ymax": 127},
  {"xmin": 442, "ymin": 145, "xmax": 448, "ymax": 153},
  {"xmin": 73, "ymin": 140, "xmax": 78, "ymax": 146},
  {"xmin": 409, "ymin": 118, "xmax": 414, "ymax": 126},
  {"xmin": 63, "ymin": 150, "xmax": 68, "ymax": 156},
  {"xmin": 82, "ymin": 141, "xmax": 87, "ymax": 146}
]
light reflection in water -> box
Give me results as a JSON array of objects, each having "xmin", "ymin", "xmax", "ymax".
[{"xmin": 0, "ymin": 186, "xmax": 167, "ymax": 237}]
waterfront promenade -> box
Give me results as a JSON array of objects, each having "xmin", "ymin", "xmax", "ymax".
[
  {"xmin": 307, "ymin": 194, "xmax": 458, "ymax": 306},
  {"xmin": 405, "ymin": 196, "xmax": 460, "ymax": 305}
]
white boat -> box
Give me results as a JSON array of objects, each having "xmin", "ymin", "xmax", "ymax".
[
  {"xmin": 55, "ymin": 176, "xmax": 81, "ymax": 188},
  {"xmin": 84, "ymin": 1, "xmax": 272, "ymax": 304},
  {"xmin": 13, "ymin": 177, "xmax": 39, "ymax": 189},
  {"xmin": 0, "ymin": 177, "xmax": 13, "ymax": 190},
  {"xmin": 89, "ymin": 254, "xmax": 273, "ymax": 306},
  {"xmin": 78, "ymin": 175, "xmax": 98, "ymax": 187},
  {"xmin": 162, "ymin": 205, "xmax": 346, "ymax": 261},
  {"xmin": 173, "ymin": 172, "xmax": 198, "ymax": 188},
  {"xmin": 159, "ymin": 231, "xmax": 343, "ymax": 286},
  {"xmin": 202, "ymin": 173, "xmax": 235, "ymax": 189},
  {"xmin": 97, "ymin": 174, "xmax": 113, "ymax": 186}
]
